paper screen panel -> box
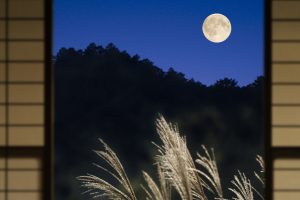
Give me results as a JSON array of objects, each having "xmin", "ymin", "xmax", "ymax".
[
  {"xmin": 273, "ymin": 158, "xmax": 300, "ymax": 199},
  {"xmin": 272, "ymin": 1, "xmax": 300, "ymax": 19},
  {"xmin": 273, "ymin": 85, "xmax": 300, "ymax": 104},
  {"xmin": 8, "ymin": 105, "xmax": 44, "ymax": 125},
  {"xmin": 0, "ymin": 106, "xmax": 6, "ymax": 125},
  {"xmin": 0, "ymin": 0, "xmax": 49, "ymax": 199},
  {"xmin": 274, "ymin": 170, "xmax": 300, "ymax": 189},
  {"xmin": 0, "ymin": 84, "xmax": 5, "ymax": 103},
  {"xmin": 8, "ymin": 42, "xmax": 44, "ymax": 61},
  {"xmin": 0, "ymin": 64, "xmax": 5, "ymax": 81},
  {"xmin": 273, "ymin": 22, "xmax": 300, "ymax": 40},
  {"xmin": 8, "ymin": 127, "xmax": 44, "ymax": 146},
  {"xmin": 274, "ymin": 192, "xmax": 300, "ymax": 200},
  {"xmin": 274, "ymin": 159, "xmax": 300, "ymax": 169},
  {"xmin": 0, "ymin": 152, "xmax": 4, "ymax": 169},
  {"xmin": 9, "ymin": 20, "xmax": 44, "ymax": 39},
  {"xmin": 8, "ymin": 192, "xmax": 42, "ymax": 200},
  {"xmin": 272, "ymin": 106, "xmax": 300, "ymax": 125},
  {"xmin": 0, "ymin": 171, "xmax": 4, "ymax": 190},
  {"xmin": 273, "ymin": 43, "xmax": 300, "ymax": 62},
  {"xmin": 8, "ymin": 156, "xmax": 42, "ymax": 169},
  {"xmin": 0, "ymin": 127, "xmax": 5, "ymax": 146},
  {"xmin": 9, "ymin": 0, "xmax": 44, "ymax": 18},
  {"xmin": 8, "ymin": 84, "xmax": 44, "ymax": 103},
  {"xmin": 0, "ymin": 42, "xmax": 5, "ymax": 61},
  {"xmin": 0, "ymin": 20, "xmax": 5, "ymax": 39},
  {"xmin": 272, "ymin": 128, "xmax": 300, "ymax": 147},
  {"xmin": 7, "ymin": 171, "xmax": 41, "ymax": 190},
  {"xmin": 0, "ymin": 193, "xmax": 4, "ymax": 200},
  {"xmin": 0, "ymin": 0, "xmax": 5, "ymax": 18},
  {"xmin": 9, "ymin": 63, "xmax": 44, "ymax": 82},
  {"xmin": 272, "ymin": 64, "xmax": 300, "ymax": 83}
]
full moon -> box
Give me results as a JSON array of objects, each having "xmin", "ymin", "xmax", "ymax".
[{"xmin": 202, "ymin": 13, "xmax": 231, "ymax": 43}]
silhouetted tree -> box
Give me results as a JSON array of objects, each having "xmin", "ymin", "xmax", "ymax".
[{"xmin": 213, "ymin": 78, "xmax": 239, "ymax": 89}]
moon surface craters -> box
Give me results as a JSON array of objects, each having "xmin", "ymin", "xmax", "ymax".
[{"xmin": 202, "ymin": 13, "xmax": 231, "ymax": 43}]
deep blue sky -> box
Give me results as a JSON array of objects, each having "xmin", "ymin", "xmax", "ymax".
[{"xmin": 54, "ymin": 0, "xmax": 264, "ymax": 85}]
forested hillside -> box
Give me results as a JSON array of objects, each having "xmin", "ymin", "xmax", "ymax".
[{"xmin": 55, "ymin": 43, "xmax": 264, "ymax": 200}]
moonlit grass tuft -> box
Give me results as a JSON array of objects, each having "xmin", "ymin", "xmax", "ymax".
[{"xmin": 77, "ymin": 115, "xmax": 264, "ymax": 200}]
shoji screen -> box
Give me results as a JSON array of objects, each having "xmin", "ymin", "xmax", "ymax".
[
  {"xmin": 0, "ymin": 0, "xmax": 52, "ymax": 199},
  {"xmin": 271, "ymin": 0, "xmax": 300, "ymax": 199}
]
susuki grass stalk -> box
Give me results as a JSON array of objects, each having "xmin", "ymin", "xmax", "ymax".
[
  {"xmin": 196, "ymin": 146, "xmax": 224, "ymax": 199},
  {"xmin": 78, "ymin": 115, "xmax": 264, "ymax": 200},
  {"xmin": 77, "ymin": 139, "xmax": 137, "ymax": 200},
  {"xmin": 141, "ymin": 164, "xmax": 171, "ymax": 200},
  {"xmin": 154, "ymin": 115, "xmax": 207, "ymax": 200}
]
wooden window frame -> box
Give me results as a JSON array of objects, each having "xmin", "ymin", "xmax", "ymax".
[{"xmin": 0, "ymin": 0, "xmax": 53, "ymax": 199}]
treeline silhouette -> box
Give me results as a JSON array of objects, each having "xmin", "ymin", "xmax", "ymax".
[{"xmin": 55, "ymin": 43, "xmax": 264, "ymax": 200}]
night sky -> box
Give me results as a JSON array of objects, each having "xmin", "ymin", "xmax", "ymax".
[{"xmin": 54, "ymin": 0, "xmax": 264, "ymax": 85}]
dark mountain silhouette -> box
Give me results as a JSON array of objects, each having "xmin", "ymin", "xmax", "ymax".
[{"xmin": 55, "ymin": 43, "xmax": 264, "ymax": 200}]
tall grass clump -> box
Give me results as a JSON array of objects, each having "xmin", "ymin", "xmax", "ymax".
[{"xmin": 77, "ymin": 115, "xmax": 264, "ymax": 200}]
